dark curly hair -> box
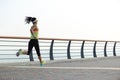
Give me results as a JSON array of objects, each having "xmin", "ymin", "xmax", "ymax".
[{"xmin": 25, "ymin": 17, "xmax": 37, "ymax": 24}]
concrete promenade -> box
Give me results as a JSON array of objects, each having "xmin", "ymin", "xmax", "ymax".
[{"xmin": 0, "ymin": 56, "xmax": 120, "ymax": 80}]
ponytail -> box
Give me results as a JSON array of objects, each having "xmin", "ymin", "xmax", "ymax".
[{"xmin": 25, "ymin": 17, "xmax": 37, "ymax": 24}]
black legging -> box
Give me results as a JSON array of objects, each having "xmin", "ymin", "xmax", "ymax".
[{"xmin": 27, "ymin": 39, "xmax": 40, "ymax": 56}]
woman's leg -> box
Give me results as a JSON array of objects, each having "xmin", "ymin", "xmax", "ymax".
[
  {"xmin": 21, "ymin": 50, "xmax": 28, "ymax": 54},
  {"xmin": 18, "ymin": 40, "xmax": 33, "ymax": 55},
  {"xmin": 27, "ymin": 39, "xmax": 34, "ymax": 55},
  {"xmin": 16, "ymin": 49, "xmax": 27, "ymax": 57},
  {"xmin": 38, "ymin": 55, "xmax": 42, "ymax": 63},
  {"xmin": 34, "ymin": 40, "xmax": 42, "ymax": 64}
]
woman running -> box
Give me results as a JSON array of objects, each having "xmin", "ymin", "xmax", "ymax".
[{"xmin": 16, "ymin": 17, "xmax": 44, "ymax": 66}]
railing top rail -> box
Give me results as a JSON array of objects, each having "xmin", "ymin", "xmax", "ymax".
[
  {"xmin": 0, "ymin": 36, "xmax": 29, "ymax": 39},
  {"xmin": 0, "ymin": 36, "xmax": 120, "ymax": 42}
]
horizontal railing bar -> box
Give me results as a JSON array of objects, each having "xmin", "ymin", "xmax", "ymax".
[
  {"xmin": 0, "ymin": 40, "xmax": 28, "ymax": 43},
  {"xmin": 39, "ymin": 46, "xmax": 50, "ymax": 47},
  {"xmin": 53, "ymin": 46, "xmax": 68, "ymax": 47},
  {"xmin": 70, "ymin": 42, "xmax": 83, "ymax": 44},
  {"xmin": 0, "ymin": 58, "xmax": 29, "ymax": 60},
  {"xmin": 0, "ymin": 45, "xmax": 115, "ymax": 47},
  {"xmin": 54, "ymin": 42, "xmax": 68, "ymax": 43},
  {"xmin": 0, "ymin": 45, "xmax": 27, "ymax": 47},
  {"xmin": 54, "ymin": 56, "xmax": 67, "ymax": 58},
  {"xmin": 1, "ymin": 36, "xmax": 120, "ymax": 42},
  {"xmin": 0, "ymin": 53, "xmax": 15, "ymax": 55},
  {"xmin": 0, "ymin": 49, "xmax": 18, "ymax": 51},
  {"xmin": 70, "ymin": 52, "xmax": 81, "ymax": 53}
]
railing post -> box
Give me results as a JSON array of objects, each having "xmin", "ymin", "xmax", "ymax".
[
  {"xmin": 29, "ymin": 51, "xmax": 34, "ymax": 61},
  {"xmin": 49, "ymin": 40, "xmax": 54, "ymax": 60},
  {"xmin": 67, "ymin": 40, "xmax": 71, "ymax": 59},
  {"xmin": 81, "ymin": 41, "xmax": 85, "ymax": 58},
  {"xmin": 93, "ymin": 41, "xmax": 97, "ymax": 58},
  {"xmin": 104, "ymin": 41, "xmax": 107, "ymax": 57},
  {"xmin": 113, "ymin": 42, "xmax": 117, "ymax": 56}
]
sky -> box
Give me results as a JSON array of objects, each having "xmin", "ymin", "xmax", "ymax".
[{"xmin": 0, "ymin": 0, "xmax": 120, "ymax": 40}]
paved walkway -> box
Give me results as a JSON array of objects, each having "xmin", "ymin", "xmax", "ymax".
[{"xmin": 0, "ymin": 56, "xmax": 120, "ymax": 80}]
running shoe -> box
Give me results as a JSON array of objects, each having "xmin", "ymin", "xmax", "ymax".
[
  {"xmin": 16, "ymin": 49, "xmax": 22, "ymax": 57},
  {"xmin": 40, "ymin": 61, "xmax": 46, "ymax": 66}
]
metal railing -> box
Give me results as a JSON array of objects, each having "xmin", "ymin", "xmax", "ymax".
[{"xmin": 0, "ymin": 36, "xmax": 120, "ymax": 63}]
